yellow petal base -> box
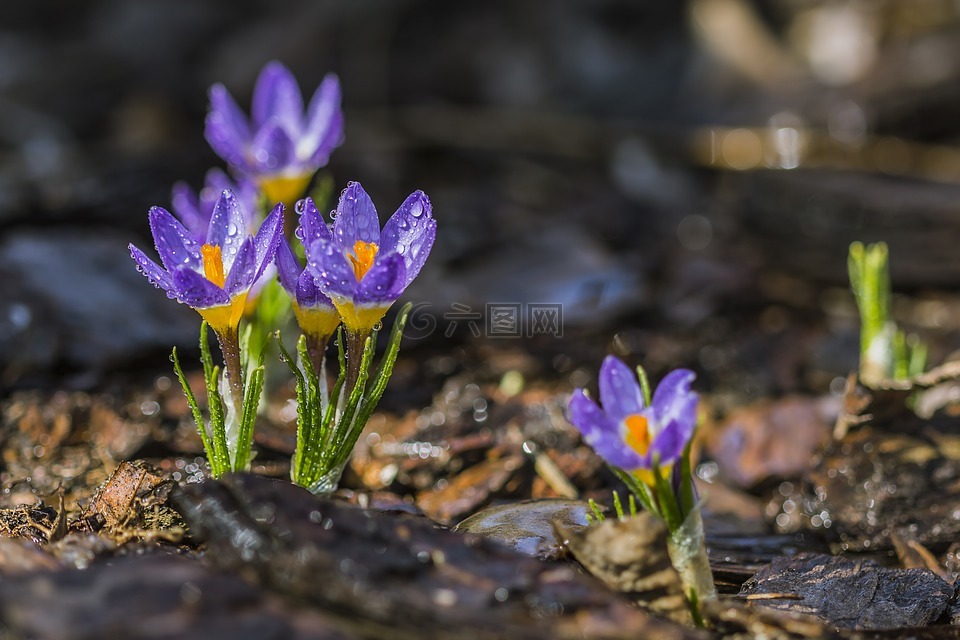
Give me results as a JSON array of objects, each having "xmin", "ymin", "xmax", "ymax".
[
  {"xmin": 331, "ymin": 297, "xmax": 390, "ymax": 334},
  {"xmin": 293, "ymin": 303, "xmax": 342, "ymax": 342},
  {"xmin": 260, "ymin": 173, "xmax": 314, "ymax": 208},
  {"xmin": 196, "ymin": 292, "xmax": 249, "ymax": 335}
]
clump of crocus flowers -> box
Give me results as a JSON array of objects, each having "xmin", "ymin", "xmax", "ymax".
[
  {"xmin": 129, "ymin": 61, "xmax": 435, "ymax": 493},
  {"xmin": 567, "ymin": 356, "xmax": 715, "ymax": 620}
]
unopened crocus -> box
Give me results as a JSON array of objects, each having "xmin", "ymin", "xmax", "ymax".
[
  {"xmin": 205, "ymin": 61, "xmax": 343, "ymax": 207},
  {"xmin": 568, "ymin": 356, "xmax": 697, "ymax": 487},
  {"xmin": 129, "ymin": 190, "xmax": 283, "ymax": 411},
  {"xmin": 306, "ymin": 181, "xmax": 435, "ymax": 389},
  {"xmin": 276, "ymin": 197, "xmax": 340, "ymax": 372},
  {"xmin": 170, "ymin": 168, "xmax": 259, "ymax": 241}
]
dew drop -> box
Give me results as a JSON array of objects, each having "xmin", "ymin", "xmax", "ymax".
[
  {"xmin": 295, "ymin": 227, "xmax": 305, "ymax": 240},
  {"xmin": 226, "ymin": 223, "xmax": 238, "ymax": 236},
  {"xmin": 410, "ymin": 201, "xmax": 424, "ymax": 218},
  {"xmin": 295, "ymin": 199, "xmax": 306, "ymax": 215},
  {"xmin": 397, "ymin": 243, "xmax": 406, "ymax": 254}
]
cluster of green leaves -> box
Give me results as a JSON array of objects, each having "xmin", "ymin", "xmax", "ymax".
[
  {"xmin": 172, "ymin": 322, "xmax": 265, "ymax": 477},
  {"xmin": 279, "ymin": 303, "xmax": 411, "ymax": 493},
  {"xmin": 848, "ymin": 241, "xmax": 927, "ymax": 387}
]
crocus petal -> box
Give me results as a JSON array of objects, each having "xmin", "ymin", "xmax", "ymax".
[
  {"xmin": 650, "ymin": 369, "xmax": 698, "ymax": 437},
  {"xmin": 252, "ymin": 204, "xmax": 284, "ymax": 281},
  {"xmin": 223, "ymin": 237, "xmax": 257, "ymax": 295},
  {"xmin": 380, "ymin": 190, "xmax": 436, "ymax": 288},
  {"xmin": 296, "ymin": 269, "xmax": 334, "ymax": 309},
  {"xmin": 129, "ymin": 244, "xmax": 174, "ymax": 293},
  {"xmin": 251, "ymin": 61, "xmax": 304, "ymax": 135},
  {"xmin": 298, "ymin": 197, "xmax": 332, "ymax": 244},
  {"xmin": 306, "ymin": 237, "xmax": 356, "ymax": 299},
  {"xmin": 333, "ymin": 182, "xmax": 380, "ymax": 247},
  {"xmin": 206, "ymin": 190, "xmax": 247, "ymax": 266},
  {"xmin": 171, "ymin": 268, "xmax": 230, "ymax": 308},
  {"xmin": 647, "ymin": 418, "xmax": 689, "ymax": 467},
  {"xmin": 355, "ymin": 253, "xmax": 406, "ymax": 305},
  {"xmin": 250, "ymin": 121, "xmax": 296, "ymax": 175},
  {"xmin": 149, "ymin": 207, "xmax": 201, "ymax": 272},
  {"xmin": 301, "ymin": 74, "xmax": 343, "ymax": 164},
  {"xmin": 205, "ymin": 84, "xmax": 251, "ymax": 169},
  {"xmin": 598, "ymin": 356, "xmax": 645, "ymax": 423},
  {"xmin": 170, "ymin": 181, "xmax": 205, "ymax": 240},
  {"xmin": 275, "ymin": 237, "xmax": 301, "ymax": 296},
  {"xmin": 568, "ymin": 390, "xmax": 644, "ymax": 470}
]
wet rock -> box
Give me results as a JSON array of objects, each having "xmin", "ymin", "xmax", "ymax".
[
  {"xmin": 173, "ymin": 473, "xmax": 698, "ymax": 640},
  {"xmin": 772, "ymin": 428, "xmax": 960, "ymax": 552},
  {"xmin": 0, "ymin": 229, "xmax": 197, "ymax": 374},
  {"xmin": 0, "ymin": 538, "xmax": 62, "ymax": 575},
  {"xmin": 0, "ymin": 554, "xmax": 349, "ymax": 640},
  {"xmin": 740, "ymin": 552, "xmax": 955, "ymax": 630},
  {"xmin": 452, "ymin": 498, "xmax": 593, "ymax": 560},
  {"xmin": 706, "ymin": 395, "xmax": 834, "ymax": 489}
]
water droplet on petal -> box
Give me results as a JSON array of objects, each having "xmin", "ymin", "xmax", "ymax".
[
  {"xmin": 397, "ymin": 244, "xmax": 406, "ymax": 254},
  {"xmin": 410, "ymin": 202, "xmax": 424, "ymax": 218},
  {"xmin": 295, "ymin": 199, "xmax": 306, "ymax": 215},
  {"xmin": 295, "ymin": 227, "xmax": 305, "ymax": 240},
  {"xmin": 227, "ymin": 223, "xmax": 238, "ymax": 236}
]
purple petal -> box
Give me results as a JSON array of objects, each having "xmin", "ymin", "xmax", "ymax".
[
  {"xmin": 650, "ymin": 369, "xmax": 698, "ymax": 437},
  {"xmin": 568, "ymin": 390, "xmax": 643, "ymax": 470},
  {"xmin": 253, "ymin": 204, "xmax": 284, "ymax": 280},
  {"xmin": 301, "ymin": 74, "xmax": 343, "ymax": 164},
  {"xmin": 648, "ymin": 418, "xmax": 689, "ymax": 467},
  {"xmin": 252, "ymin": 61, "xmax": 304, "ymax": 135},
  {"xmin": 298, "ymin": 197, "xmax": 332, "ymax": 244},
  {"xmin": 250, "ymin": 121, "xmax": 296, "ymax": 175},
  {"xmin": 206, "ymin": 190, "xmax": 247, "ymax": 265},
  {"xmin": 223, "ymin": 237, "xmax": 257, "ymax": 295},
  {"xmin": 355, "ymin": 253, "xmax": 406, "ymax": 305},
  {"xmin": 306, "ymin": 237, "xmax": 355, "ymax": 299},
  {"xmin": 333, "ymin": 182, "xmax": 380, "ymax": 247},
  {"xmin": 205, "ymin": 84, "xmax": 251, "ymax": 170},
  {"xmin": 380, "ymin": 190, "xmax": 435, "ymax": 288},
  {"xmin": 171, "ymin": 268, "xmax": 229, "ymax": 308},
  {"xmin": 275, "ymin": 237, "xmax": 301, "ymax": 296},
  {"xmin": 296, "ymin": 270, "xmax": 334, "ymax": 309},
  {"xmin": 170, "ymin": 181, "xmax": 206, "ymax": 240},
  {"xmin": 129, "ymin": 244, "xmax": 174, "ymax": 293},
  {"xmin": 598, "ymin": 356, "xmax": 645, "ymax": 423},
  {"xmin": 149, "ymin": 207, "xmax": 201, "ymax": 272}
]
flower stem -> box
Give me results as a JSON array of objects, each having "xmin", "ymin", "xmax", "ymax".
[
  {"xmin": 217, "ymin": 326, "xmax": 245, "ymax": 415},
  {"xmin": 344, "ymin": 329, "xmax": 369, "ymax": 396},
  {"xmin": 305, "ymin": 332, "xmax": 331, "ymax": 380}
]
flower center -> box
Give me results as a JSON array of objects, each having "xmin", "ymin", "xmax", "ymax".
[
  {"xmin": 201, "ymin": 243, "xmax": 226, "ymax": 288},
  {"xmin": 348, "ymin": 240, "xmax": 379, "ymax": 281},
  {"xmin": 623, "ymin": 414, "xmax": 651, "ymax": 456}
]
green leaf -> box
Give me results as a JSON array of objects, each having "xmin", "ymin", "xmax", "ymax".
[
  {"xmin": 611, "ymin": 466, "xmax": 658, "ymax": 518},
  {"xmin": 651, "ymin": 457, "xmax": 682, "ymax": 533},
  {"xmin": 635, "ymin": 364, "xmax": 652, "ymax": 408}
]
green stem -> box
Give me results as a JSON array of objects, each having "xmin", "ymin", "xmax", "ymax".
[
  {"xmin": 344, "ymin": 329, "xmax": 369, "ymax": 396},
  {"xmin": 216, "ymin": 325, "xmax": 245, "ymax": 417}
]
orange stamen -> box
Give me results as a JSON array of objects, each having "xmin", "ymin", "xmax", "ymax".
[
  {"xmin": 348, "ymin": 240, "xmax": 379, "ymax": 281},
  {"xmin": 623, "ymin": 414, "xmax": 651, "ymax": 456},
  {"xmin": 200, "ymin": 244, "xmax": 226, "ymax": 288}
]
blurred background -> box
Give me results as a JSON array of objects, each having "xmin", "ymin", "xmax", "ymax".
[{"xmin": 4, "ymin": 0, "xmax": 960, "ymax": 396}]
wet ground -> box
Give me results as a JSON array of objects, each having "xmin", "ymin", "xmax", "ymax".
[{"xmin": 7, "ymin": 0, "xmax": 960, "ymax": 638}]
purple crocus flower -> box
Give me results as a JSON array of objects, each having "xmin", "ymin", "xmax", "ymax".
[
  {"xmin": 170, "ymin": 168, "xmax": 259, "ymax": 241},
  {"xmin": 129, "ymin": 190, "xmax": 283, "ymax": 335},
  {"xmin": 305, "ymin": 182, "xmax": 436, "ymax": 335},
  {"xmin": 568, "ymin": 356, "xmax": 698, "ymax": 485},
  {"xmin": 276, "ymin": 198, "xmax": 340, "ymax": 353},
  {"xmin": 205, "ymin": 61, "xmax": 343, "ymax": 207}
]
